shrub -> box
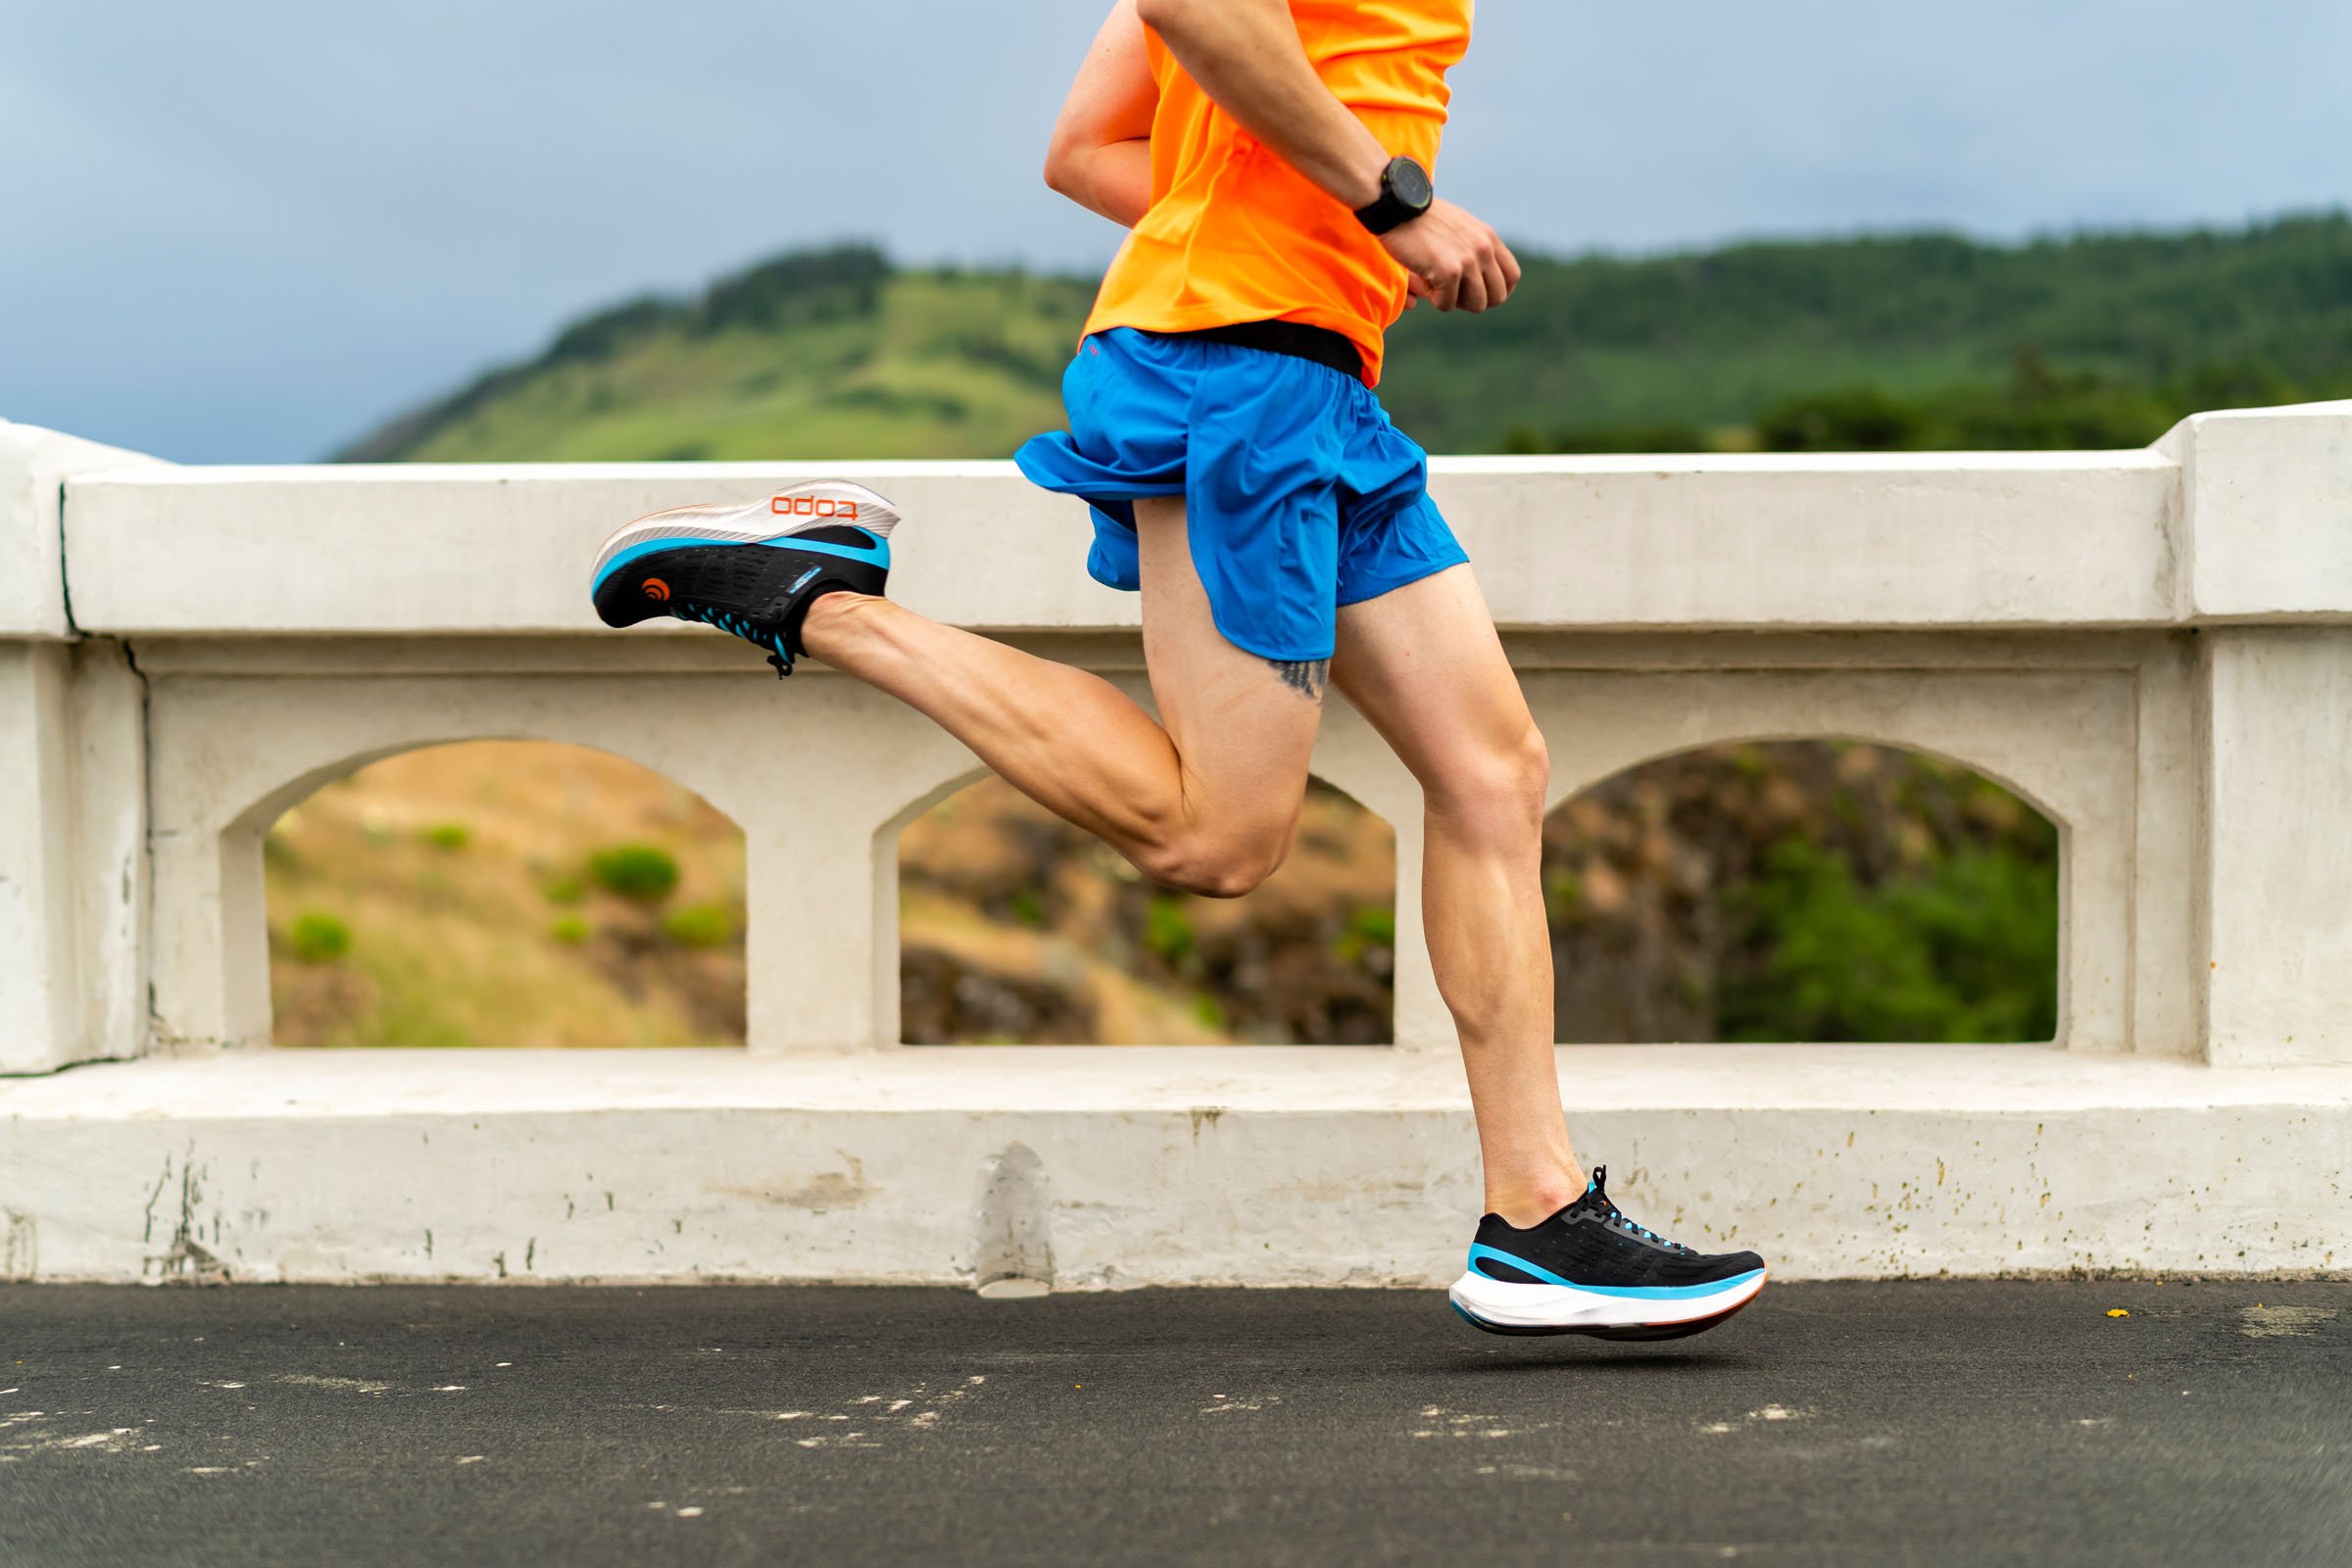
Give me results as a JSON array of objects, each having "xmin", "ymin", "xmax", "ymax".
[
  {"xmin": 289, "ymin": 911, "xmax": 351, "ymax": 964},
  {"xmin": 424, "ymin": 821, "xmax": 471, "ymax": 851},
  {"xmin": 548, "ymin": 915, "xmax": 591, "ymax": 946},
  {"xmin": 542, "ymin": 875, "xmax": 587, "ymax": 906},
  {"xmin": 662, "ymin": 904, "xmax": 735, "ymax": 949},
  {"xmin": 588, "ymin": 844, "xmax": 680, "ymax": 902},
  {"xmin": 1718, "ymin": 838, "xmax": 2059, "ymax": 1043},
  {"xmin": 1143, "ymin": 893, "xmax": 1195, "ymax": 964}
]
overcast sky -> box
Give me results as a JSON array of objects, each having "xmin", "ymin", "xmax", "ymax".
[{"xmin": 4, "ymin": 0, "xmax": 2347, "ymax": 463}]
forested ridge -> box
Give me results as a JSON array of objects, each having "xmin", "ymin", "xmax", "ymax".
[{"xmin": 341, "ymin": 213, "xmax": 2352, "ymax": 463}]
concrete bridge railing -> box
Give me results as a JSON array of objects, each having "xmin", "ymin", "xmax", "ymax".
[{"xmin": 2, "ymin": 404, "xmax": 2348, "ymax": 1286}]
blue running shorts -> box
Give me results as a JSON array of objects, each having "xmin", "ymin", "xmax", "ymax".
[{"xmin": 1013, "ymin": 326, "xmax": 1468, "ymax": 663}]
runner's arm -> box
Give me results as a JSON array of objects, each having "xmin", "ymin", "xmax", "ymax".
[
  {"xmin": 1045, "ymin": 1, "xmax": 1159, "ymax": 228},
  {"xmin": 1136, "ymin": 0, "xmax": 1517, "ymax": 312}
]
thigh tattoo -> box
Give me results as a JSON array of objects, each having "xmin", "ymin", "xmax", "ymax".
[{"xmin": 1268, "ymin": 657, "xmax": 1330, "ymax": 702}]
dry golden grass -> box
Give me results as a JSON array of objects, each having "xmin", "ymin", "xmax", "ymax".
[
  {"xmin": 267, "ymin": 743, "xmax": 1401, "ymax": 1049},
  {"xmin": 267, "ymin": 741, "xmax": 747, "ymax": 1048}
]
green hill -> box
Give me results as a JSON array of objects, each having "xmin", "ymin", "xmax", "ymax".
[{"xmin": 340, "ymin": 215, "xmax": 2352, "ymax": 463}]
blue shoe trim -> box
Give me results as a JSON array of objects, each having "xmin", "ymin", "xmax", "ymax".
[
  {"xmin": 1467, "ymin": 1244, "xmax": 1763, "ymax": 1299},
  {"xmin": 592, "ymin": 530, "xmax": 889, "ymax": 595}
]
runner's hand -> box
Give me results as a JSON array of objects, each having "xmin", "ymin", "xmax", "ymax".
[{"xmin": 1380, "ymin": 199, "xmax": 1519, "ymax": 313}]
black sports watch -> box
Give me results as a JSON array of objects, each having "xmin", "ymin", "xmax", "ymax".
[{"xmin": 1353, "ymin": 156, "xmax": 1434, "ymax": 235}]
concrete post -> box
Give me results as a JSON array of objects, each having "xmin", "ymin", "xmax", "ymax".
[
  {"xmin": 2171, "ymin": 403, "xmax": 2352, "ymax": 1065},
  {"xmin": 0, "ymin": 422, "xmax": 158, "ymax": 1074}
]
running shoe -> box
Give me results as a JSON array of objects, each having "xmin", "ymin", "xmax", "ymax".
[
  {"xmin": 1449, "ymin": 1165, "xmax": 1767, "ymax": 1340},
  {"xmin": 589, "ymin": 480, "xmax": 898, "ymax": 675}
]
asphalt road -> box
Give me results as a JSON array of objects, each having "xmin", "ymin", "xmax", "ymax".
[{"xmin": 3, "ymin": 1280, "xmax": 2347, "ymax": 1566}]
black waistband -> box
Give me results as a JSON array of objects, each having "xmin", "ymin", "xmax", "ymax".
[{"xmin": 1166, "ymin": 320, "xmax": 1363, "ymax": 380}]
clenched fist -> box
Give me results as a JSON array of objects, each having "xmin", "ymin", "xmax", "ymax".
[{"xmin": 1380, "ymin": 199, "xmax": 1520, "ymax": 313}]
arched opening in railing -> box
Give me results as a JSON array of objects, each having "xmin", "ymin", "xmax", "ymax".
[
  {"xmin": 1545, "ymin": 740, "xmax": 2059, "ymax": 1043},
  {"xmin": 263, "ymin": 740, "xmax": 747, "ymax": 1047},
  {"xmin": 896, "ymin": 774, "xmax": 1396, "ymax": 1045}
]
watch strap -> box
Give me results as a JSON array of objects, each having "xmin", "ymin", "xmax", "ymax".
[{"xmin": 1353, "ymin": 157, "xmax": 1432, "ymax": 236}]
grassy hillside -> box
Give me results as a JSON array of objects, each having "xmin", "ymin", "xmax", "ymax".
[
  {"xmin": 268, "ymin": 742, "xmax": 749, "ymax": 1048},
  {"xmin": 343, "ymin": 247, "xmax": 1095, "ymax": 464},
  {"xmin": 264, "ymin": 744, "xmax": 1397, "ymax": 1048},
  {"xmin": 341, "ymin": 216, "xmax": 2352, "ymax": 462}
]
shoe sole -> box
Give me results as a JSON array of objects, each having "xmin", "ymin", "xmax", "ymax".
[
  {"xmin": 1447, "ymin": 1267, "xmax": 1768, "ymax": 1340},
  {"xmin": 590, "ymin": 479, "xmax": 900, "ymax": 594}
]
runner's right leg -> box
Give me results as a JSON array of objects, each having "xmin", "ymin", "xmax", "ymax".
[{"xmin": 799, "ymin": 494, "xmax": 1322, "ymax": 897}]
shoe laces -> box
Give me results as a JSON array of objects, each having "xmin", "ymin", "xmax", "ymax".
[
  {"xmin": 676, "ymin": 602, "xmax": 794, "ymax": 678},
  {"xmin": 1584, "ymin": 1165, "xmax": 1694, "ymax": 1254}
]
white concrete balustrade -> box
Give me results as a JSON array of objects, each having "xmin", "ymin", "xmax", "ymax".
[{"xmin": 2, "ymin": 405, "xmax": 2348, "ymax": 1287}]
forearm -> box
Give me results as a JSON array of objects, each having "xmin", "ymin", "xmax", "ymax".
[
  {"xmin": 1136, "ymin": 0, "xmax": 1388, "ymax": 209},
  {"xmin": 1047, "ymin": 137, "xmax": 1154, "ymax": 229}
]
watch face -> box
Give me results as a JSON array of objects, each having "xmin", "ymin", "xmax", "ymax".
[{"xmin": 1390, "ymin": 158, "xmax": 1433, "ymax": 211}]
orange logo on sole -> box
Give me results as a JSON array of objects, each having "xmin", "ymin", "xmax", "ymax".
[
  {"xmin": 642, "ymin": 578, "xmax": 671, "ymax": 602},
  {"xmin": 772, "ymin": 494, "xmax": 859, "ymax": 522}
]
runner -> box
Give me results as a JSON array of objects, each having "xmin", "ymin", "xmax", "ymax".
[{"xmin": 590, "ymin": 0, "xmax": 1766, "ymax": 1338}]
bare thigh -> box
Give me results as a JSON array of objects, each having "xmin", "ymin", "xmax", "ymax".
[
  {"xmin": 1330, "ymin": 563, "xmax": 1542, "ymax": 806},
  {"xmin": 1133, "ymin": 494, "xmax": 1325, "ymax": 865}
]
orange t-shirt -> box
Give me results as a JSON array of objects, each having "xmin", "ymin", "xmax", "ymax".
[{"xmin": 1081, "ymin": 0, "xmax": 1471, "ymax": 387}]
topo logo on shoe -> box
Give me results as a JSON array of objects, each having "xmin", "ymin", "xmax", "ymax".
[
  {"xmin": 642, "ymin": 578, "xmax": 671, "ymax": 602},
  {"xmin": 772, "ymin": 494, "xmax": 859, "ymax": 521}
]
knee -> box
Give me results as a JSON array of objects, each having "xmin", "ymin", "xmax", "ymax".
[
  {"xmin": 1132, "ymin": 815, "xmax": 1293, "ymax": 900},
  {"xmin": 1431, "ymin": 721, "xmax": 1550, "ymax": 831}
]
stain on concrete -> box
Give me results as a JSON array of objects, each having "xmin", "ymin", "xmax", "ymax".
[
  {"xmin": 1, "ymin": 1210, "xmax": 33, "ymax": 1281},
  {"xmin": 776, "ymin": 1156, "xmax": 870, "ymax": 1213},
  {"xmin": 144, "ymin": 1148, "xmax": 230, "ymax": 1284},
  {"xmin": 974, "ymin": 1145, "xmax": 1052, "ymax": 1295}
]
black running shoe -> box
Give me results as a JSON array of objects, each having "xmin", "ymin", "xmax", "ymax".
[
  {"xmin": 1448, "ymin": 1165, "xmax": 1768, "ymax": 1339},
  {"xmin": 589, "ymin": 480, "xmax": 898, "ymax": 675}
]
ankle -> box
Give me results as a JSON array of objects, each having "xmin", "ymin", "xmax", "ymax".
[
  {"xmin": 1486, "ymin": 1169, "xmax": 1586, "ymax": 1228},
  {"xmin": 799, "ymin": 589, "xmax": 879, "ymax": 656}
]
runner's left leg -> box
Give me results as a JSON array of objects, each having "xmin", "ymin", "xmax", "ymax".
[
  {"xmin": 798, "ymin": 494, "xmax": 1321, "ymax": 897},
  {"xmin": 1330, "ymin": 564, "xmax": 1583, "ymax": 1224}
]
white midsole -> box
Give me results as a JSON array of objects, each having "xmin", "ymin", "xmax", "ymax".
[
  {"xmin": 1448, "ymin": 1267, "xmax": 1767, "ymax": 1330},
  {"xmin": 591, "ymin": 480, "xmax": 900, "ymax": 581}
]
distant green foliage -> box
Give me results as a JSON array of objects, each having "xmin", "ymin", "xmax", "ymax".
[
  {"xmin": 548, "ymin": 914, "xmax": 591, "ymax": 946},
  {"xmin": 1719, "ymin": 839, "xmax": 2059, "ymax": 1043},
  {"xmin": 1331, "ymin": 903, "xmax": 1397, "ymax": 969},
  {"xmin": 289, "ymin": 911, "xmax": 352, "ymax": 964},
  {"xmin": 661, "ymin": 904, "xmax": 735, "ymax": 950},
  {"xmin": 1508, "ymin": 421, "xmax": 1712, "ymax": 455},
  {"xmin": 1748, "ymin": 351, "xmax": 2201, "ymax": 453},
  {"xmin": 1387, "ymin": 213, "xmax": 2352, "ymax": 452},
  {"xmin": 1544, "ymin": 741, "xmax": 2061, "ymax": 1044},
  {"xmin": 338, "ymin": 217, "xmax": 2352, "ymax": 464},
  {"xmin": 545, "ymin": 295, "xmax": 691, "ymax": 366},
  {"xmin": 588, "ymin": 844, "xmax": 680, "ymax": 903},
  {"xmin": 541, "ymin": 874, "xmax": 586, "ymax": 906},
  {"xmin": 1144, "ymin": 893, "xmax": 1195, "ymax": 964},
  {"xmin": 699, "ymin": 243, "xmax": 891, "ymax": 334},
  {"xmin": 423, "ymin": 821, "xmax": 471, "ymax": 852}
]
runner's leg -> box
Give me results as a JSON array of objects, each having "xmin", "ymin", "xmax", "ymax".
[
  {"xmin": 1331, "ymin": 564, "xmax": 1583, "ymax": 1224},
  {"xmin": 799, "ymin": 494, "xmax": 1321, "ymax": 896}
]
